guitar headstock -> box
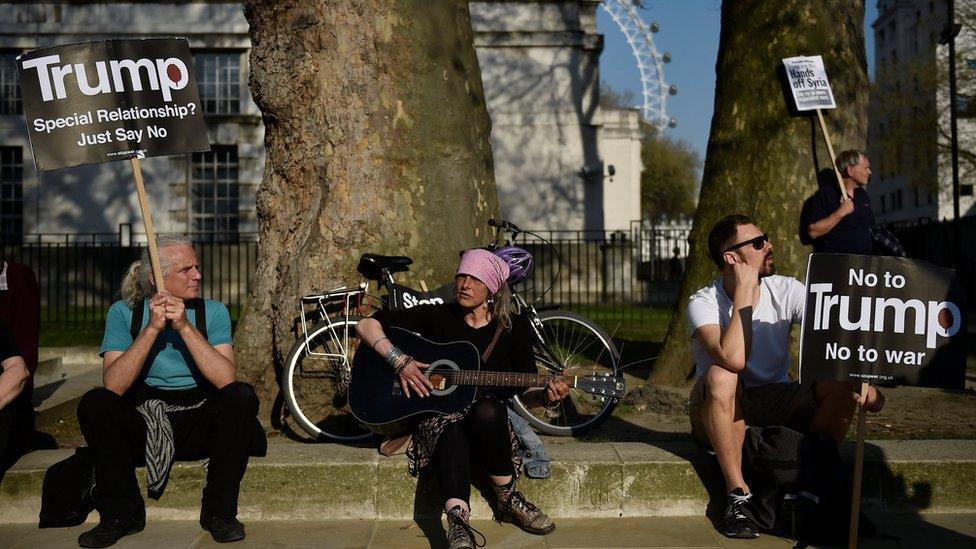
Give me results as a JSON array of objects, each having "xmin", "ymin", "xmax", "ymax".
[{"xmin": 574, "ymin": 373, "xmax": 626, "ymax": 399}]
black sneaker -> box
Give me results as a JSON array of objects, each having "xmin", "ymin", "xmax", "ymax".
[
  {"xmin": 200, "ymin": 509, "xmax": 246, "ymax": 543},
  {"xmin": 722, "ymin": 488, "xmax": 760, "ymax": 539},
  {"xmin": 77, "ymin": 515, "xmax": 145, "ymax": 548}
]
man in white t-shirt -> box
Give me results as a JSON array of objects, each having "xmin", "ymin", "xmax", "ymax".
[{"xmin": 687, "ymin": 214, "xmax": 884, "ymax": 540}]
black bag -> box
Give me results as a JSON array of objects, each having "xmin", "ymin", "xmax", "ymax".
[
  {"xmin": 38, "ymin": 447, "xmax": 96, "ymax": 528},
  {"xmin": 743, "ymin": 425, "xmax": 869, "ymax": 543}
]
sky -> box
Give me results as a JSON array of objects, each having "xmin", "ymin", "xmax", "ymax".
[{"xmin": 598, "ymin": 1, "xmax": 881, "ymax": 171}]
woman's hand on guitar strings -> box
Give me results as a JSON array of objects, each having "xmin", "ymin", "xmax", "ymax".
[
  {"xmin": 399, "ymin": 360, "xmax": 433, "ymax": 398},
  {"xmin": 544, "ymin": 370, "xmax": 570, "ymax": 406}
]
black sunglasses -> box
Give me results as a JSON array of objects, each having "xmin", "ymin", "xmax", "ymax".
[{"xmin": 724, "ymin": 233, "xmax": 769, "ymax": 253}]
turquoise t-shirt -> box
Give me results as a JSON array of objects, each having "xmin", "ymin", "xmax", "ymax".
[{"xmin": 99, "ymin": 299, "xmax": 233, "ymax": 390}]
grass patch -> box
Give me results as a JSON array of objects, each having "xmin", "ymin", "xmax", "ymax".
[{"xmin": 558, "ymin": 304, "xmax": 672, "ymax": 342}]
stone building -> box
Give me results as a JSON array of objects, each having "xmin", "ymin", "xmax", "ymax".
[
  {"xmin": 869, "ymin": 0, "xmax": 976, "ymax": 223},
  {"xmin": 0, "ymin": 1, "xmax": 642, "ymax": 242}
]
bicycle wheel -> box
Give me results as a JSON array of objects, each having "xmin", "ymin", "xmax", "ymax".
[
  {"xmin": 282, "ymin": 317, "xmax": 373, "ymax": 442},
  {"xmin": 512, "ymin": 310, "xmax": 621, "ymax": 436}
]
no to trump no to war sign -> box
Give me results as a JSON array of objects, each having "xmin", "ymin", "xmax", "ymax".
[
  {"xmin": 782, "ymin": 55, "xmax": 836, "ymax": 111},
  {"xmin": 18, "ymin": 38, "xmax": 210, "ymax": 171},
  {"xmin": 799, "ymin": 254, "xmax": 967, "ymax": 390}
]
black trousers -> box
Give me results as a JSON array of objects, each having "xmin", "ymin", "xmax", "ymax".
[
  {"xmin": 76, "ymin": 382, "xmax": 259, "ymax": 520},
  {"xmin": 434, "ymin": 396, "xmax": 513, "ymax": 503},
  {"xmin": 0, "ymin": 396, "xmax": 33, "ymax": 476}
]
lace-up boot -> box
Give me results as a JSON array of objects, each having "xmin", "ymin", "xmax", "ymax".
[
  {"xmin": 446, "ymin": 505, "xmax": 485, "ymax": 549},
  {"xmin": 491, "ymin": 482, "xmax": 555, "ymax": 535}
]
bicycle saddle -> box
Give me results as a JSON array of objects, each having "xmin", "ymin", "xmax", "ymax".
[{"xmin": 357, "ymin": 253, "xmax": 413, "ymax": 279}]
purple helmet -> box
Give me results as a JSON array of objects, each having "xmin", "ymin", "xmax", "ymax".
[{"xmin": 494, "ymin": 246, "xmax": 534, "ymax": 285}]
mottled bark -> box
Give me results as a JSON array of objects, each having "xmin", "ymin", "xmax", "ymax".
[
  {"xmin": 237, "ymin": 1, "xmax": 499, "ymax": 416},
  {"xmin": 653, "ymin": 1, "xmax": 868, "ymax": 384}
]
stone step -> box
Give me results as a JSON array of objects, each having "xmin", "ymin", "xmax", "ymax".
[
  {"xmin": 31, "ymin": 347, "xmax": 102, "ymax": 426},
  {"xmin": 2, "ymin": 439, "xmax": 974, "ymax": 524}
]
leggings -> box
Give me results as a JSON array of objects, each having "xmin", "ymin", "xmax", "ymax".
[{"xmin": 434, "ymin": 396, "xmax": 513, "ymax": 503}]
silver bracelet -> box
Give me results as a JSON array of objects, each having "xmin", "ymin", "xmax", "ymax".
[
  {"xmin": 385, "ymin": 346, "xmax": 405, "ymax": 368},
  {"xmin": 394, "ymin": 356, "xmax": 412, "ymax": 376}
]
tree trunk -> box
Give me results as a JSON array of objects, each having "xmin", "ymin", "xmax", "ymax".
[
  {"xmin": 653, "ymin": 1, "xmax": 868, "ymax": 385},
  {"xmin": 237, "ymin": 0, "xmax": 499, "ymax": 418}
]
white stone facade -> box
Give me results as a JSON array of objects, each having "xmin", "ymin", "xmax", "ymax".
[{"xmin": 0, "ymin": 1, "xmax": 643, "ymax": 239}]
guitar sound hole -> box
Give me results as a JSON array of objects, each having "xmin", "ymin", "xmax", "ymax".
[{"xmin": 427, "ymin": 359, "xmax": 459, "ymax": 396}]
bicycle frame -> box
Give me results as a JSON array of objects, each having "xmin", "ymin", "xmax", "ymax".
[
  {"xmin": 512, "ymin": 291, "xmax": 566, "ymax": 373},
  {"xmin": 298, "ymin": 282, "xmax": 368, "ymax": 362}
]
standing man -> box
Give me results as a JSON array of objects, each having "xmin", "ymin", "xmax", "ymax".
[
  {"xmin": 800, "ymin": 149, "xmax": 874, "ymax": 254},
  {"xmin": 688, "ymin": 215, "xmax": 884, "ymax": 539},
  {"xmin": 76, "ymin": 234, "xmax": 263, "ymax": 548}
]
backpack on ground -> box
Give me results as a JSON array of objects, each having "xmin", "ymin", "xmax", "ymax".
[
  {"xmin": 38, "ymin": 447, "xmax": 96, "ymax": 528},
  {"xmin": 742, "ymin": 425, "xmax": 872, "ymax": 544}
]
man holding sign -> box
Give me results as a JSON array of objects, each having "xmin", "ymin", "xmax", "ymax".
[
  {"xmin": 687, "ymin": 214, "xmax": 884, "ymax": 539},
  {"xmin": 76, "ymin": 236, "xmax": 263, "ymax": 547},
  {"xmin": 800, "ymin": 149, "xmax": 875, "ymax": 255}
]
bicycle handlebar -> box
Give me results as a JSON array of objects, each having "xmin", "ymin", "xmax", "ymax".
[{"xmin": 488, "ymin": 218, "xmax": 521, "ymax": 234}]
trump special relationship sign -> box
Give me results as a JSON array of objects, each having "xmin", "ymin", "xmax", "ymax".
[{"xmin": 18, "ymin": 38, "xmax": 210, "ymax": 171}]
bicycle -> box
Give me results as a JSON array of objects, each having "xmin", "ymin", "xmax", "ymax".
[
  {"xmin": 485, "ymin": 219, "xmax": 622, "ymax": 436},
  {"xmin": 281, "ymin": 219, "xmax": 623, "ymax": 441}
]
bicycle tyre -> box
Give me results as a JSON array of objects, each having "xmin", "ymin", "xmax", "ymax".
[
  {"xmin": 512, "ymin": 310, "xmax": 621, "ymax": 436},
  {"xmin": 282, "ymin": 317, "xmax": 373, "ymax": 442}
]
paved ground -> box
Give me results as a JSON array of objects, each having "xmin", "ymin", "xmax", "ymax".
[{"xmin": 2, "ymin": 514, "xmax": 974, "ymax": 549}]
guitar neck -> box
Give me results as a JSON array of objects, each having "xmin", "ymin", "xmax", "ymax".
[{"xmin": 441, "ymin": 370, "xmax": 573, "ymax": 389}]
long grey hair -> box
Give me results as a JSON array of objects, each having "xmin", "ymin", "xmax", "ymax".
[
  {"xmin": 120, "ymin": 234, "xmax": 193, "ymax": 308},
  {"xmin": 489, "ymin": 283, "xmax": 513, "ymax": 330}
]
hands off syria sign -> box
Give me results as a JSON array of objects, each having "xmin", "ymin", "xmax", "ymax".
[
  {"xmin": 783, "ymin": 55, "xmax": 836, "ymax": 111},
  {"xmin": 799, "ymin": 254, "xmax": 967, "ymax": 389},
  {"xmin": 18, "ymin": 38, "xmax": 209, "ymax": 171}
]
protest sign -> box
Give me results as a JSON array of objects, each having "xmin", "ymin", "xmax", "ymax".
[
  {"xmin": 782, "ymin": 55, "xmax": 846, "ymax": 195},
  {"xmin": 18, "ymin": 38, "xmax": 209, "ymax": 171},
  {"xmin": 782, "ymin": 55, "xmax": 836, "ymax": 111},
  {"xmin": 799, "ymin": 253, "xmax": 967, "ymax": 390}
]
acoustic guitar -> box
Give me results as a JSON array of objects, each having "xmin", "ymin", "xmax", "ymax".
[{"xmin": 348, "ymin": 326, "xmax": 625, "ymax": 432}]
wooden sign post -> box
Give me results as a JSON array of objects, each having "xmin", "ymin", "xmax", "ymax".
[
  {"xmin": 848, "ymin": 383, "xmax": 869, "ymax": 549},
  {"xmin": 815, "ymin": 109, "xmax": 850, "ymax": 197},
  {"xmin": 131, "ymin": 158, "xmax": 166, "ymax": 289}
]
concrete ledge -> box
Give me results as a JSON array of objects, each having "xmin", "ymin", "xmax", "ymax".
[{"xmin": 2, "ymin": 439, "xmax": 975, "ymax": 523}]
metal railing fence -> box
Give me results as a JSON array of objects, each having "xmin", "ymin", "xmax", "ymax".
[
  {"xmin": 891, "ymin": 217, "xmax": 976, "ymax": 307},
  {"xmin": 2, "ymin": 224, "xmax": 692, "ymax": 334}
]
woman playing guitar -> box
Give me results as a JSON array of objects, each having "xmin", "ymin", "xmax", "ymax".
[{"xmin": 355, "ymin": 248, "xmax": 570, "ymax": 549}]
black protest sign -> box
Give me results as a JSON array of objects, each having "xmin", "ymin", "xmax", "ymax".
[
  {"xmin": 799, "ymin": 254, "xmax": 967, "ymax": 389},
  {"xmin": 18, "ymin": 38, "xmax": 210, "ymax": 171}
]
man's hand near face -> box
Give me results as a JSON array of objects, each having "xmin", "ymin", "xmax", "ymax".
[{"xmin": 729, "ymin": 260, "xmax": 759, "ymax": 300}]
